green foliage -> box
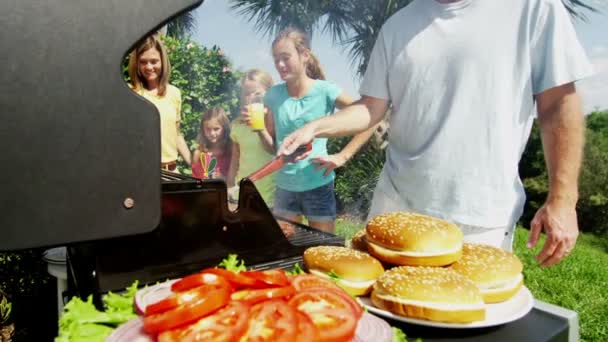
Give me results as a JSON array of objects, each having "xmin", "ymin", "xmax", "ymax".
[
  {"xmin": 578, "ymin": 123, "xmax": 608, "ymax": 237},
  {"xmin": 329, "ymin": 137, "xmax": 385, "ymax": 219},
  {"xmin": 162, "ymin": 36, "xmax": 241, "ymax": 145},
  {"xmin": 335, "ymin": 218, "xmax": 364, "ymax": 241},
  {"xmin": 0, "ymin": 294, "xmax": 11, "ymax": 324},
  {"xmin": 0, "ymin": 249, "xmax": 50, "ymax": 299}
]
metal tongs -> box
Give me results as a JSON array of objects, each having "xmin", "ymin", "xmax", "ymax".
[{"xmin": 247, "ymin": 143, "xmax": 313, "ymax": 182}]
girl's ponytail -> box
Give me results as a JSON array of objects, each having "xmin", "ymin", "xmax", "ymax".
[{"xmin": 306, "ymin": 52, "xmax": 326, "ymax": 80}]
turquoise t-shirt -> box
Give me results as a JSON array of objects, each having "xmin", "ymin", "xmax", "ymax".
[{"xmin": 264, "ymin": 80, "xmax": 341, "ymax": 192}]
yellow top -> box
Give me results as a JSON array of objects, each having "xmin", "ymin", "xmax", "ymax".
[
  {"xmin": 138, "ymin": 85, "xmax": 182, "ymax": 163},
  {"xmin": 230, "ymin": 120, "xmax": 275, "ymax": 206}
]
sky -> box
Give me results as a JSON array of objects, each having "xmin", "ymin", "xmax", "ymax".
[{"xmin": 191, "ymin": 0, "xmax": 608, "ymax": 113}]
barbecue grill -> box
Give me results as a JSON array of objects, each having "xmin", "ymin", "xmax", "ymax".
[
  {"xmin": 67, "ymin": 172, "xmax": 343, "ymax": 306},
  {"xmin": 1, "ymin": 0, "xmax": 579, "ymax": 341}
]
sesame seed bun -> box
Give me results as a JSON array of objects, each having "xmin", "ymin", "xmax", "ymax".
[
  {"xmin": 371, "ymin": 266, "xmax": 485, "ymax": 323},
  {"xmin": 303, "ymin": 246, "xmax": 384, "ymax": 296},
  {"xmin": 449, "ymin": 243, "xmax": 524, "ymax": 303},
  {"xmin": 365, "ymin": 212, "xmax": 463, "ymax": 266},
  {"xmin": 350, "ymin": 229, "xmax": 368, "ymax": 252}
]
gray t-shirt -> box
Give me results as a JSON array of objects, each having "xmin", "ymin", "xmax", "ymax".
[{"xmin": 360, "ymin": 0, "xmax": 593, "ymax": 227}]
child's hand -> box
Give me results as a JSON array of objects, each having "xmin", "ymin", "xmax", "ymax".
[
  {"xmin": 241, "ymin": 105, "xmax": 269, "ymax": 128},
  {"xmin": 240, "ymin": 106, "xmax": 252, "ymax": 125},
  {"xmin": 311, "ymin": 154, "xmax": 348, "ymax": 176}
]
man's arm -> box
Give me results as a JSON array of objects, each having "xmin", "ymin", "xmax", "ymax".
[
  {"xmin": 529, "ymin": 82, "xmax": 584, "ymax": 267},
  {"xmin": 311, "ymin": 93, "xmax": 384, "ymax": 175},
  {"xmin": 277, "ymin": 95, "xmax": 389, "ymax": 156}
]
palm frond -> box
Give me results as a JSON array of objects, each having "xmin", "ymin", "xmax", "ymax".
[
  {"xmin": 229, "ymin": 0, "xmax": 322, "ymax": 38},
  {"xmin": 167, "ymin": 11, "xmax": 196, "ymax": 38},
  {"xmin": 562, "ymin": 0, "xmax": 598, "ymax": 21}
]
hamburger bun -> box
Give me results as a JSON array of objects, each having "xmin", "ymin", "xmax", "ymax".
[
  {"xmin": 365, "ymin": 212, "xmax": 463, "ymax": 266},
  {"xmin": 303, "ymin": 246, "xmax": 384, "ymax": 296},
  {"xmin": 371, "ymin": 266, "xmax": 485, "ymax": 323},
  {"xmin": 350, "ymin": 229, "xmax": 368, "ymax": 252},
  {"xmin": 450, "ymin": 243, "xmax": 524, "ymax": 303}
]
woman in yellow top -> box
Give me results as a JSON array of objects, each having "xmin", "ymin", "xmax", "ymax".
[
  {"xmin": 227, "ymin": 69, "xmax": 276, "ymax": 206},
  {"xmin": 128, "ymin": 35, "xmax": 191, "ymax": 170}
]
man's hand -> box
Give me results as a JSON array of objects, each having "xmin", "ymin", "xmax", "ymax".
[
  {"xmin": 311, "ymin": 154, "xmax": 348, "ymax": 176},
  {"xmin": 277, "ymin": 123, "xmax": 315, "ymax": 158},
  {"xmin": 528, "ymin": 200, "xmax": 579, "ymax": 267}
]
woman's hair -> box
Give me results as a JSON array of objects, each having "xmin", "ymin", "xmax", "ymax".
[
  {"xmin": 198, "ymin": 107, "xmax": 232, "ymax": 153},
  {"xmin": 272, "ymin": 27, "xmax": 326, "ymax": 80},
  {"xmin": 128, "ymin": 35, "xmax": 171, "ymax": 96},
  {"xmin": 240, "ymin": 69, "xmax": 274, "ymax": 105}
]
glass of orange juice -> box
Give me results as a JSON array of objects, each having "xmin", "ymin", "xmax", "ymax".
[{"xmin": 247, "ymin": 96, "xmax": 265, "ymax": 131}]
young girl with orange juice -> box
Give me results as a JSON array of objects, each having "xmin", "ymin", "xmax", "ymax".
[
  {"xmin": 226, "ymin": 69, "xmax": 277, "ymax": 206},
  {"xmin": 258, "ymin": 27, "xmax": 379, "ymax": 233},
  {"xmin": 192, "ymin": 107, "xmax": 234, "ymax": 181}
]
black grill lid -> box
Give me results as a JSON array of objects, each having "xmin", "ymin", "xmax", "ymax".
[{"xmin": 0, "ymin": 0, "xmax": 203, "ymax": 251}]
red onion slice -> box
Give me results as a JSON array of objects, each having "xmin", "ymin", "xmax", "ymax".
[
  {"xmin": 105, "ymin": 317, "xmax": 152, "ymax": 342},
  {"xmin": 354, "ymin": 312, "xmax": 393, "ymax": 342},
  {"xmin": 133, "ymin": 279, "xmax": 178, "ymax": 315}
]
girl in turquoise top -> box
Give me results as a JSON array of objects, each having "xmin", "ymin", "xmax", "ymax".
[{"xmin": 259, "ymin": 27, "xmax": 379, "ymax": 233}]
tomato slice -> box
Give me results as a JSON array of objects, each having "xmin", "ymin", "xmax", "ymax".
[
  {"xmin": 288, "ymin": 289, "xmax": 358, "ymax": 342},
  {"xmin": 295, "ymin": 311, "xmax": 318, "ymax": 342},
  {"xmin": 143, "ymin": 287, "xmax": 230, "ymax": 334},
  {"xmin": 303, "ymin": 308, "xmax": 357, "ymax": 342},
  {"xmin": 290, "ymin": 286, "xmax": 363, "ymax": 319},
  {"xmin": 201, "ymin": 268, "xmax": 258, "ymax": 288},
  {"xmin": 242, "ymin": 269, "xmax": 290, "ymax": 287},
  {"xmin": 241, "ymin": 299, "xmax": 298, "ymax": 342},
  {"xmin": 171, "ymin": 272, "xmax": 232, "ymax": 293},
  {"xmin": 290, "ymin": 274, "xmax": 342, "ymax": 291},
  {"xmin": 158, "ymin": 301, "xmax": 250, "ymax": 342},
  {"xmin": 231, "ymin": 285, "xmax": 295, "ymax": 305},
  {"xmin": 288, "ymin": 288, "xmax": 357, "ymax": 316},
  {"xmin": 146, "ymin": 283, "xmax": 229, "ymax": 316}
]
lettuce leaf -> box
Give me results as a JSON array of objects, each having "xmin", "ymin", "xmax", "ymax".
[
  {"xmin": 217, "ymin": 254, "xmax": 247, "ymax": 272},
  {"xmin": 392, "ymin": 327, "xmax": 407, "ymax": 342},
  {"xmin": 285, "ymin": 263, "xmax": 306, "ymax": 276},
  {"xmin": 56, "ymin": 281, "xmax": 138, "ymax": 342},
  {"xmin": 103, "ymin": 280, "xmax": 139, "ymax": 313}
]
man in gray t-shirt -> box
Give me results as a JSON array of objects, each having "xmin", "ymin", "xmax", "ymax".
[{"xmin": 278, "ymin": 0, "xmax": 592, "ymax": 267}]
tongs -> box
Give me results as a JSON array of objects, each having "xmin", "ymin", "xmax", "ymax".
[{"xmin": 247, "ymin": 143, "xmax": 312, "ymax": 182}]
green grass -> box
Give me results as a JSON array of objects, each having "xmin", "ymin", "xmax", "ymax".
[
  {"xmin": 514, "ymin": 228, "xmax": 608, "ymax": 342},
  {"xmin": 334, "ymin": 218, "xmax": 608, "ymax": 342}
]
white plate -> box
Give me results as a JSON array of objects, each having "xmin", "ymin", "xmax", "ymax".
[{"xmin": 359, "ymin": 286, "xmax": 534, "ymax": 329}]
